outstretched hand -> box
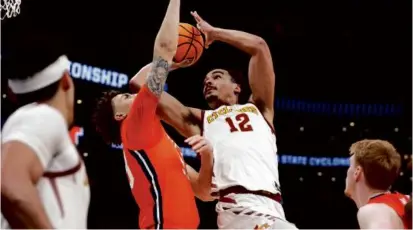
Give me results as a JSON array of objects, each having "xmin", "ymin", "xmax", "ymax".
[{"xmin": 191, "ymin": 11, "xmax": 215, "ymax": 49}]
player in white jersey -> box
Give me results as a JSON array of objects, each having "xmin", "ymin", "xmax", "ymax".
[
  {"xmin": 1, "ymin": 43, "xmax": 90, "ymax": 229},
  {"xmin": 128, "ymin": 11, "xmax": 296, "ymax": 229}
]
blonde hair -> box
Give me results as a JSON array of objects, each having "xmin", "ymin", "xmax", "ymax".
[{"xmin": 349, "ymin": 139, "xmax": 401, "ymax": 190}]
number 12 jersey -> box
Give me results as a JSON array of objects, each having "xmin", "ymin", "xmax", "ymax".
[{"xmin": 202, "ymin": 103, "xmax": 281, "ymax": 194}]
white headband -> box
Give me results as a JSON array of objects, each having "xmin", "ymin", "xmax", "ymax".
[{"xmin": 8, "ymin": 55, "xmax": 70, "ymax": 94}]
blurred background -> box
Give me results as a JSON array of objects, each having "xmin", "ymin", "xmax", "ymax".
[{"xmin": 1, "ymin": 0, "xmax": 412, "ymax": 228}]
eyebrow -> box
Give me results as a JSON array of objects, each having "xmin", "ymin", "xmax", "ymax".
[
  {"xmin": 204, "ymin": 70, "xmax": 225, "ymax": 84},
  {"xmin": 211, "ymin": 70, "xmax": 225, "ymax": 75}
]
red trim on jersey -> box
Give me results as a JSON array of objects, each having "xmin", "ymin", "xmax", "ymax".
[
  {"xmin": 219, "ymin": 185, "xmax": 282, "ymax": 203},
  {"xmin": 49, "ymin": 178, "xmax": 64, "ymax": 217},
  {"xmin": 200, "ymin": 110, "xmax": 205, "ymax": 136},
  {"xmin": 43, "ymin": 161, "xmax": 82, "ymax": 178}
]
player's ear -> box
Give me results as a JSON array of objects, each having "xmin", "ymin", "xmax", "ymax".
[
  {"xmin": 61, "ymin": 71, "xmax": 73, "ymax": 91},
  {"xmin": 234, "ymin": 84, "xmax": 241, "ymax": 94},
  {"xmin": 354, "ymin": 165, "xmax": 362, "ymax": 182},
  {"xmin": 114, "ymin": 112, "xmax": 126, "ymax": 121}
]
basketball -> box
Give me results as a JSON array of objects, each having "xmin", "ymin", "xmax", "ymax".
[{"xmin": 174, "ymin": 23, "xmax": 204, "ymax": 66}]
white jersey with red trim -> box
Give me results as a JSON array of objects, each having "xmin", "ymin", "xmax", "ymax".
[
  {"xmin": 202, "ymin": 103, "xmax": 280, "ymax": 194},
  {"xmin": 1, "ymin": 103, "xmax": 90, "ymax": 229}
]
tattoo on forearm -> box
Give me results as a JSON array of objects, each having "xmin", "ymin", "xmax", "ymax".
[{"xmin": 146, "ymin": 57, "xmax": 170, "ymax": 97}]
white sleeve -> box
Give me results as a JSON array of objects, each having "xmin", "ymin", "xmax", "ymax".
[{"xmin": 2, "ymin": 109, "xmax": 67, "ymax": 169}]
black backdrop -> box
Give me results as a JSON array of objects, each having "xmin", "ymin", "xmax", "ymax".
[{"xmin": 1, "ymin": 0, "xmax": 412, "ymax": 228}]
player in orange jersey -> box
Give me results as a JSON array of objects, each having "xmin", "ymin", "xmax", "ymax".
[
  {"xmin": 92, "ymin": 0, "xmax": 215, "ymax": 228},
  {"xmin": 345, "ymin": 139, "xmax": 411, "ymax": 229}
]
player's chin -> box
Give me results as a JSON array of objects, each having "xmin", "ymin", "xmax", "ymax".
[
  {"xmin": 204, "ymin": 93, "xmax": 217, "ymax": 102},
  {"xmin": 344, "ymin": 188, "xmax": 352, "ymax": 199}
]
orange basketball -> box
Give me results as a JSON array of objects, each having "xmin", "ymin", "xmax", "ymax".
[{"xmin": 174, "ymin": 23, "xmax": 204, "ymax": 66}]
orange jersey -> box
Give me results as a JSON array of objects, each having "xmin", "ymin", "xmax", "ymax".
[
  {"xmin": 121, "ymin": 86, "xmax": 199, "ymax": 229},
  {"xmin": 368, "ymin": 192, "xmax": 411, "ymax": 229}
]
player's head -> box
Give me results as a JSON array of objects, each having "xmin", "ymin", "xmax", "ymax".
[
  {"xmin": 203, "ymin": 68, "xmax": 241, "ymax": 109},
  {"xmin": 344, "ymin": 139, "xmax": 401, "ymax": 201},
  {"xmin": 93, "ymin": 91, "xmax": 136, "ymax": 144},
  {"xmin": 4, "ymin": 40, "xmax": 75, "ymax": 125}
]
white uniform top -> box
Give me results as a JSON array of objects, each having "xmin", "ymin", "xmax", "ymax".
[
  {"xmin": 203, "ymin": 103, "xmax": 280, "ymax": 194},
  {"xmin": 1, "ymin": 103, "xmax": 90, "ymax": 229}
]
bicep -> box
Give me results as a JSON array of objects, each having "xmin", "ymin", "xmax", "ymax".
[
  {"xmin": 248, "ymin": 42, "xmax": 275, "ymax": 118},
  {"xmin": 155, "ymin": 92, "xmax": 201, "ymax": 138}
]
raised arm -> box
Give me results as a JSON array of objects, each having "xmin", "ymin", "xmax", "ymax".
[
  {"xmin": 192, "ymin": 11, "xmax": 275, "ymax": 124},
  {"xmin": 145, "ymin": 0, "xmax": 180, "ymax": 96},
  {"xmin": 129, "ymin": 64, "xmax": 202, "ymax": 138},
  {"xmin": 123, "ymin": 0, "xmax": 189, "ymax": 149}
]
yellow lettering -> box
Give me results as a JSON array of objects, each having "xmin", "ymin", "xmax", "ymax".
[
  {"xmin": 213, "ymin": 112, "xmax": 219, "ymax": 119},
  {"xmin": 207, "ymin": 115, "xmax": 214, "ymax": 124},
  {"xmin": 218, "ymin": 107, "xmax": 227, "ymax": 115}
]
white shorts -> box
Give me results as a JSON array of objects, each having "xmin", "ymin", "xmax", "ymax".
[{"xmin": 216, "ymin": 193, "xmax": 297, "ymax": 229}]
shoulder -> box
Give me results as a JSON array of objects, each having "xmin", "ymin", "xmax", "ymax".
[
  {"xmin": 11, "ymin": 103, "xmax": 64, "ymax": 121},
  {"xmin": 358, "ymin": 203, "xmax": 401, "ymax": 228},
  {"xmin": 2, "ymin": 104, "xmax": 69, "ymax": 168},
  {"xmin": 3, "ymin": 104, "xmax": 67, "ymax": 141},
  {"xmin": 24, "ymin": 104, "xmax": 66, "ymax": 128},
  {"xmin": 358, "ymin": 203, "xmax": 394, "ymax": 216}
]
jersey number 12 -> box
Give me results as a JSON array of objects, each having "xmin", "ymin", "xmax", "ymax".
[{"xmin": 225, "ymin": 113, "xmax": 253, "ymax": 132}]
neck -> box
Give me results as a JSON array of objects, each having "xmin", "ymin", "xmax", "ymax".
[
  {"xmin": 208, "ymin": 96, "xmax": 238, "ymax": 109},
  {"xmin": 353, "ymin": 183, "xmax": 388, "ymax": 208}
]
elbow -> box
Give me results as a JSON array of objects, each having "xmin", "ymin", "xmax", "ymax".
[
  {"xmin": 129, "ymin": 78, "xmax": 141, "ymax": 93},
  {"xmin": 129, "ymin": 63, "xmax": 153, "ymax": 93},
  {"xmin": 196, "ymin": 191, "xmax": 214, "ymax": 202},
  {"xmin": 194, "ymin": 185, "xmax": 215, "ymax": 202},
  {"xmin": 255, "ymin": 37, "xmax": 267, "ymax": 47},
  {"xmin": 154, "ymin": 40, "xmax": 177, "ymax": 61},
  {"xmin": 251, "ymin": 37, "xmax": 269, "ymax": 55}
]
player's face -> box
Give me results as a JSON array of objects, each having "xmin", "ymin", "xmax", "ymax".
[
  {"xmin": 111, "ymin": 93, "xmax": 136, "ymax": 121},
  {"xmin": 203, "ymin": 69, "xmax": 240, "ymax": 108},
  {"xmin": 344, "ymin": 155, "xmax": 361, "ymax": 199}
]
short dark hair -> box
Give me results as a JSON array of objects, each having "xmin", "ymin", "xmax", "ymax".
[
  {"xmin": 226, "ymin": 68, "xmax": 250, "ymax": 103},
  {"xmin": 92, "ymin": 90, "xmax": 122, "ymax": 145},
  {"xmin": 227, "ymin": 69, "xmax": 243, "ymax": 85}
]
